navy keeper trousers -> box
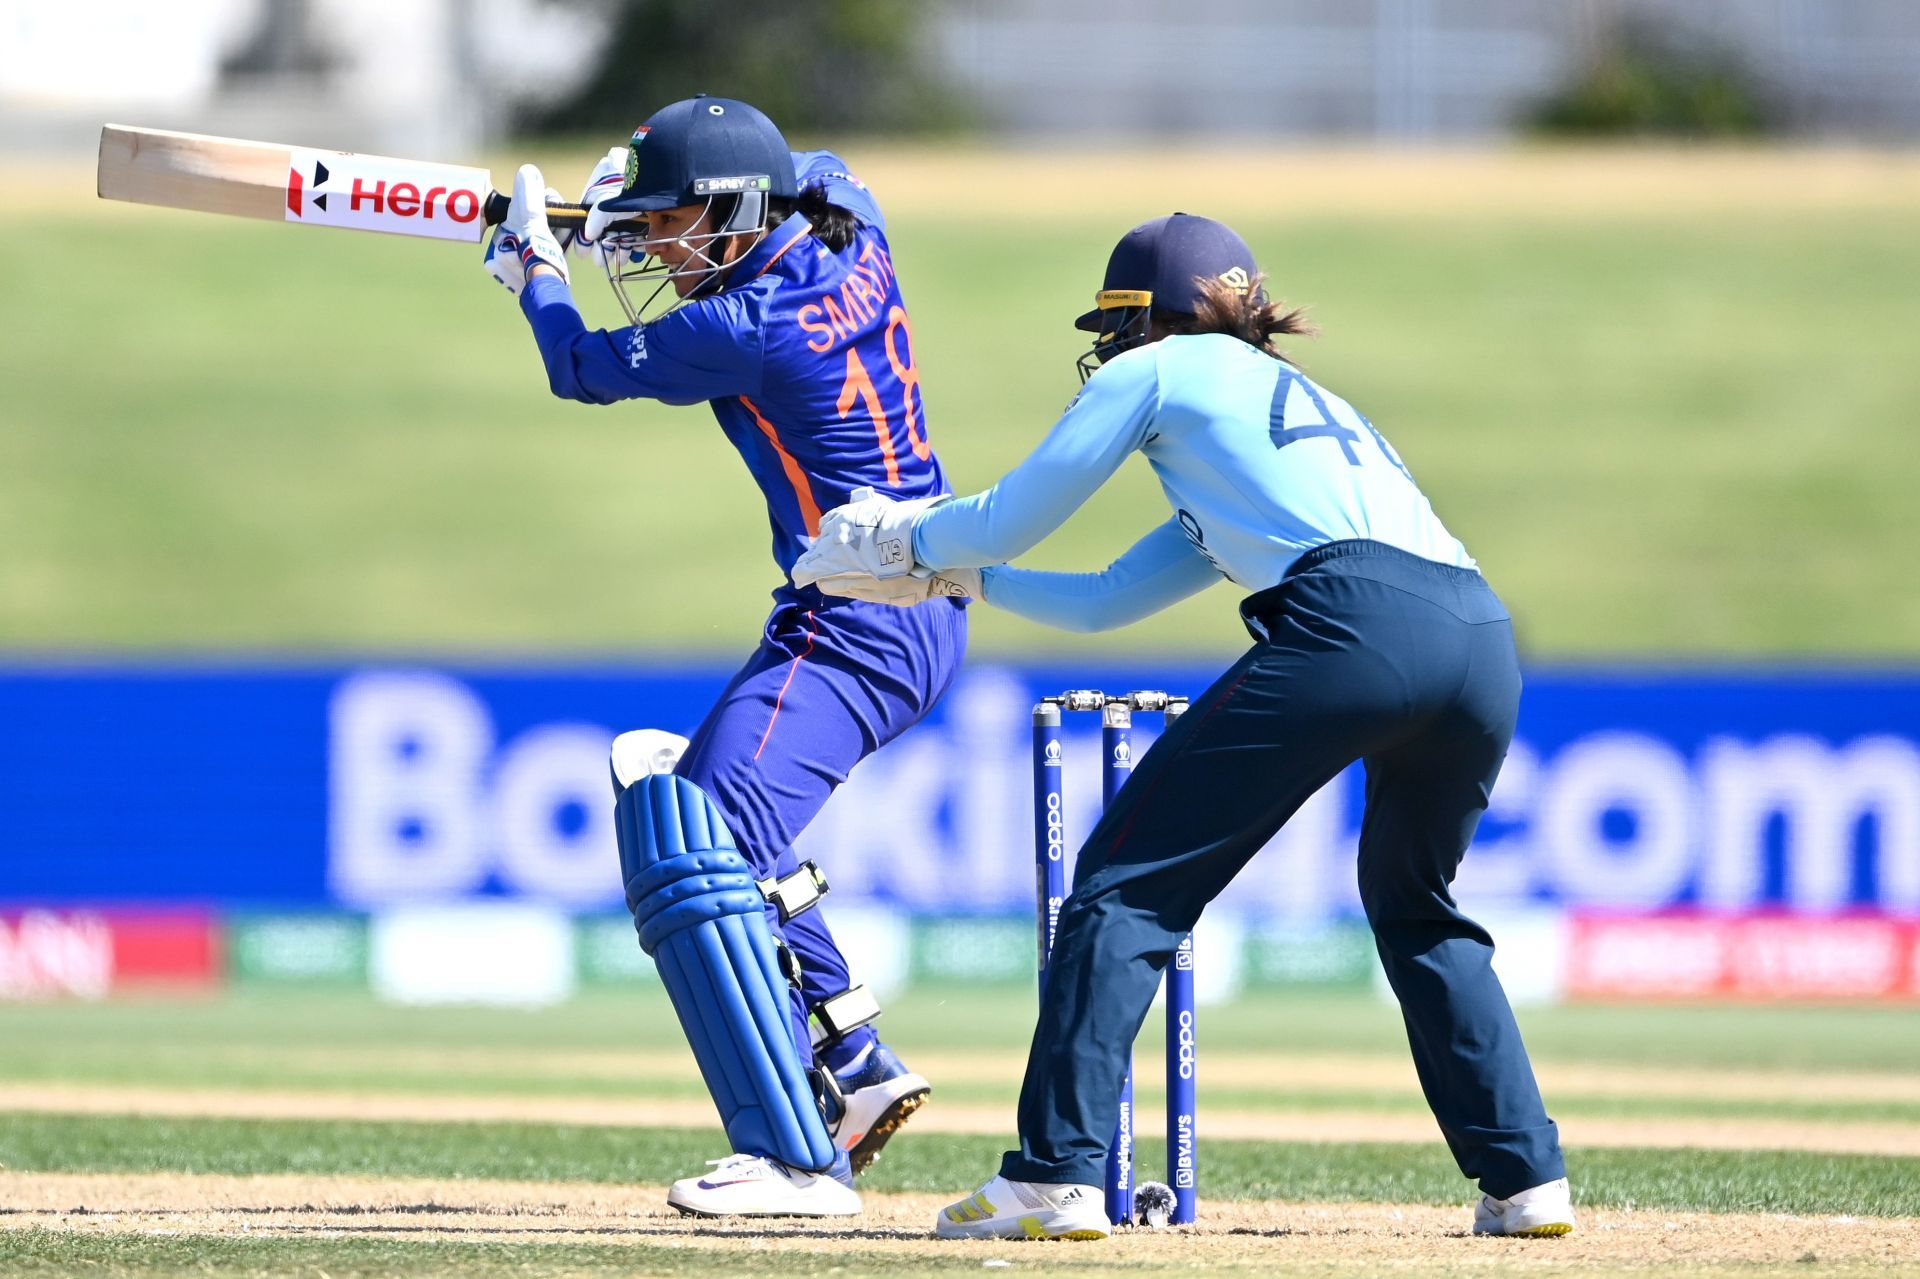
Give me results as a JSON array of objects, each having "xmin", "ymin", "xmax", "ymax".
[{"xmin": 1000, "ymin": 539, "xmax": 1565, "ymax": 1199}]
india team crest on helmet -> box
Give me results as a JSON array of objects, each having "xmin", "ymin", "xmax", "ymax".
[{"xmin": 623, "ymin": 126, "xmax": 649, "ymax": 192}]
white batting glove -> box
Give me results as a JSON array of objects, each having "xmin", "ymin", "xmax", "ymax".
[
  {"xmin": 792, "ymin": 487, "xmax": 950, "ymax": 586},
  {"xmin": 482, "ymin": 164, "xmax": 569, "ymax": 296},
  {"xmin": 809, "ymin": 566, "xmax": 982, "ymax": 606},
  {"xmin": 565, "ymin": 145, "xmax": 631, "ymax": 265}
]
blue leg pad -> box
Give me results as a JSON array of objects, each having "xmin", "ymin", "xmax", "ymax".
[{"xmin": 615, "ymin": 771, "xmax": 837, "ymax": 1172}]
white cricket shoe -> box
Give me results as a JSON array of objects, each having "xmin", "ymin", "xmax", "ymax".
[
  {"xmin": 934, "ymin": 1174, "xmax": 1110, "ymax": 1240},
  {"xmin": 667, "ymin": 1153, "xmax": 862, "ymax": 1218},
  {"xmin": 1473, "ymin": 1176, "xmax": 1575, "ymax": 1237},
  {"xmin": 829, "ymin": 1043, "xmax": 932, "ymax": 1175}
]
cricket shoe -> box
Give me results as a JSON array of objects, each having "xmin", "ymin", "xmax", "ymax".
[
  {"xmin": 934, "ymin": 1175, "xmax": 1110, "ymax": 1240},
  {"xmin": 1473, "ymin": 1177, "xmax": 1575, "ymax": 1237},
  {"xmin": 828, "ymin": 1042, "xmax": 931, "ymax": 1175},
  {"xmin": 666, "ymin": 1152, "xmax": 861, "ymax": 1218}
]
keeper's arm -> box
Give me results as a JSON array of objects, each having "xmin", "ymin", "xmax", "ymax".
[
  {"xmin": 978, "ymin": 518, "xmax": 1221, "ymax": 632},
  {"xmin": 911, "ymin": 350, "xmax": 1160, "ymax": 568}
]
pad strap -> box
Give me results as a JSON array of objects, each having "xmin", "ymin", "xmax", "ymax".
[
  {"xmin": 811, "ymin": 1063, "xmax": 847, "ymax": 1128},
  {"xmin": 774, "ymin": 937, "xmax": 803, "ymax": 988},
  {"xmin": 758, "ymin": 861, "xmax": 829, "ymax": 923},
  {"xmin": 809, "ymin": 983, "xmax": 882, "ymax": 1050}
]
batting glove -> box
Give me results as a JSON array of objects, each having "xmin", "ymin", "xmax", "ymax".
[
  {"xmin": 564, "ymin": 145, "xmax": 631, "ymax": 266},
  {"xmin": 482, "ymin": 164, "xmax": 569, "ymax": 296}
]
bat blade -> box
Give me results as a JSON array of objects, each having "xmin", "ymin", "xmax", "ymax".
[
  {"xmin": 98, "ymin": 124, "xmax": 585, "ymax": 243},
  {"xmin": 98, "ymin": 125, "xmax": 294, "ymax": 220}
]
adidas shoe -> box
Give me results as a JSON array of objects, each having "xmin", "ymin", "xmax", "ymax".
[
  {"xmin": 934, "ymin": 1174, "xmax": 1110, "ymax": 1240},
  {"xmin": 1473, "ymin": 1176, "xmax": 1575, "ymax": 1237}
]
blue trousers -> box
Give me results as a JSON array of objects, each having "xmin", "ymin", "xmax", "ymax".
[
  {"xmin": 675, "ymin": 586, "xmax": 967, "ymax": 1073},
  {"xmin": 1000, "ymin": 541, "xmax": 1564, "ymax": 1199}
]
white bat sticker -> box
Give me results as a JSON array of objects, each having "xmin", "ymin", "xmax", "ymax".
[{"xmin": 285, "ymin": 150, "xmax": 493, "ymax": 242}]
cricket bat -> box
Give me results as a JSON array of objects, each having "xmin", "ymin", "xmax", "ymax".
[{"xmin": 97, "ymin": 124, "xmax": 590, "ymax": 242}]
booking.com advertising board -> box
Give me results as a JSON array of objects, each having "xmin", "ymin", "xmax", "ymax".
[{"xmin": 3, "ymin": 662, "xmax": 1919, "ymax": 1001}]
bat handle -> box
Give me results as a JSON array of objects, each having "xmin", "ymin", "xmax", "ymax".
[{"xmin": 483, "ymin": 191, "xmax": 590, "ymax": 230}]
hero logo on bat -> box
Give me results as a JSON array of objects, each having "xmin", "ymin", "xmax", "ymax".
[{"xmin": 284, "ymin": 150, "xmax": 491, "ymax": 241}]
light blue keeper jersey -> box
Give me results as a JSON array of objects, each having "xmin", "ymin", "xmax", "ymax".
[{"xmin": 912, "ymin": 332, "xmax": 1472, "ymax": 632}]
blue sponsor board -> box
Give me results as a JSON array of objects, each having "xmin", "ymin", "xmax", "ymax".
[{"xmin": 2, "ymin": 663, "xmax": 1917, "ymax": 921}]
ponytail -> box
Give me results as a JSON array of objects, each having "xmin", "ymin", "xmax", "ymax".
[
  {"xmin": 768, "ymin": 185, "xmax": 860, "ymax": 254},
  {"xmin": 1164, "ymin": 272, "xmax": 1315, "ymax": 362}
]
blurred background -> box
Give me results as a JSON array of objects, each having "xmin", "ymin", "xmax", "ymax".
[{"xmin": 2, "ymin": 0, "xmax": 1918, "ymax": 1013}]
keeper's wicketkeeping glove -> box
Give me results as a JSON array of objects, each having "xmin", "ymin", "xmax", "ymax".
[
  {"xmin": 808, "ymin": 566, "xmax": 983, "ymax": 607},
  {"xmin": 792, "ymin": 487, "xmax": 952, "ymax": 586}
]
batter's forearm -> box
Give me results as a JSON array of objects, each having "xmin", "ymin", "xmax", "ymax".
[{"xmin": 521, "ymin": 273, "xmax": 627, "ymax": 404}]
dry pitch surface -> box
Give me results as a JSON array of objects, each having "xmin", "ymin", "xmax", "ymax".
[{"xmin": 6, "ymin": 1170, "xmax": 1917, "ymax": 1278}]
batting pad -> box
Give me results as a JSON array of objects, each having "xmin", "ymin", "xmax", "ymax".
[{"xmin": 614, "ymin": 772, "xmax": 836, "ymax": 1173}]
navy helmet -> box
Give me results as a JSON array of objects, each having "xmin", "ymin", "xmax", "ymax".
[
  {"xmin": 594, "ymin": 95, "xmax": 799, "ymax": 324},
  {"xmin": 600, "ymin": 94, "xmax": 798, "ymax": 226},
  {"xmin": 1074, "ymin": 213, "xmax": 1264, "ymax": 380}
]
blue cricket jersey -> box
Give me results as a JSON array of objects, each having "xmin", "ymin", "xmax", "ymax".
[
  {"xmin": 519, "ymin": 151, "xmax": 948, "ymax": 575},
  {"xmin": 913, "ymin": 332, "xmax": 1472, "ymax": 631}
]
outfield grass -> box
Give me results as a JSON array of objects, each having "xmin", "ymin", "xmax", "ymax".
[
  {"xmin": 2, "ymin": 1234, "xmax": 1263, "ymax": 1279},
  {"xmin": 7, "ymin": 988, "xmax": 1919, "ymax": 1075},
  {"xmin": 5, "ymin": 1112, "xmax": 1916, "ymax": 1218},
  {"xmin": 3, "ymin": 148, "xmax": 1917, "ymax": 657},
  {"xmin": 6, "ymin": 989, "xmax": 1920, "ymax": 1137},
  {"xmin": 7, "ymin": 1235, "xmax": 1012, "ymax": 1279},
  {"xmin": 17, "ymin": 1233, "xmax": 1896, "ymax": 1279}
]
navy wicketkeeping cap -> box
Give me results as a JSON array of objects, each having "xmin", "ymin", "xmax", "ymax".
[
  {"xmin": 601, "ymin": 94, "xmax": 798, "ymax": 215},
  {"xmin": 1074, "ymin": 213, "xmax": 1263, "ymax": 332}
]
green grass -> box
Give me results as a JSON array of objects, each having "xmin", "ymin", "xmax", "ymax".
[
  {"xmin": 1, "ymin": 1056, "xmax": 1911, "ymax": 1130},
  {"xmin": 5, "ymin": 1112, "xmax": 1916, "ymax": 1218},
  {"xmin": 6, "ymin": 987, "xmax": 1913, "ymax": 1075},
  {"xmin": 0, "ymin": 1048, "xmax": 1914, "ymax": 1130},
  {"xmin": 3, "ymin": 1235, "xmax": 1012, "ymax": 1279},
  {"xmin": 0, "ymin": 1232, "xmax": 1282, "ymax": 1279},
  {"xmin": 7, "ymin": 989, "xmax": 1920, "ymax": 1076},
  {"xmin": 27, "ymin": 1233, "xmax": 1889, "ymax": 1279},
  {"xmin": 6, "ymin": 991, "xmax": 1920, "ymax": 1148},
  {"xmin": 3, "ymin": 164, "xmax": 1917, "ymax": 656}
]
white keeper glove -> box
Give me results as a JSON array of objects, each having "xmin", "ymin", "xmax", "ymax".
[
  {"xmin": 809, "ymin": 565, "xmax": 983, "ymax": 606},
  {"xmin": 565, "ymin": 144, "xmax": 631, "ymax": 266},
  {"xmin": 482, "ymin": 164, "xmax": 569, "ymax": 296},
  {"xmin": 792, "ymin": 487, "xmax": 951, "ymax": 587}
]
